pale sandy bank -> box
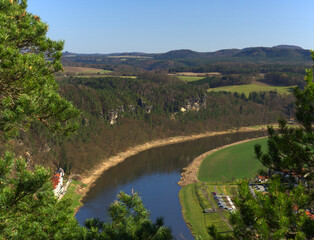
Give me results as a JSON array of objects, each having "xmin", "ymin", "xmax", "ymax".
[{"xmin": 76, "ymin": 125, "xmax": 271, "ymax": 208}]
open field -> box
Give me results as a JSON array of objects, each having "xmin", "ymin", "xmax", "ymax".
[
  {"xmin": 180, "ymin": 138, "xmax": 268, "ymax": 238},
  {"xmin": 63, "ymin": 66, "xmax": 113, "ymax": 74},
  {"xmin": 75, "ymin": 75, "xmax": 137, "ymax": 79},
  {"xmin": 176, "ymin": 76, "xmax": 206, "ymax": 82},
  {"xmin": 173, "ymin": 72, "xmax": 220, "ymax": 76},
  {"xmin": 198, "ymin": 138, "xmax": 267, "ymax": 181},
  {"xmin": 170, "ymin": 72, "xmax": 220, "ymax": 82},
  {"xmin": 208, "ymin": 84, "xmax": 294, "ymax": 97}
]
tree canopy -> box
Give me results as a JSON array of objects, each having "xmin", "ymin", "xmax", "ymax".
[
  {"xmin": 0, "ymin": 0, "xmax": 80, "ymax": 140},
  {"xmin": 0, "ymin": 1, "xmax": 84, "ymax": 238},
  {"xmin": 84, "ymin": 191, "xmax": 173, "ymax": 240},
  {"xmin": 0, "ymin": 151, "xmax": 85, "ymax": 239}
]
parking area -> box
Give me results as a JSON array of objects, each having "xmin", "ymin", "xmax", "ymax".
[{"xmin": 212, "ymin": 192, "xmax": 236, "ymax": 212}]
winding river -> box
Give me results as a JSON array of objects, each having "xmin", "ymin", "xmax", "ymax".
[{"xmin": 75, "ymin": 130, "xmax": 267, "ymax": 239}]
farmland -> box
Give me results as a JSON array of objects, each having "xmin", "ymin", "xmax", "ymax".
[
  {"xmin": 208, "ymin": 84, "xmax": 294, "ymax": 97},
  {"xmin": 177, "ymin": 76, "xmax": 205, "ymax": 82},
  {"xmin": 63, "ymin": 66, "xmax": 113, "ymax": 74},
  {"xmin": 173, "ymin": 72, "xmax": 220, "ymax": 76},
  {"xmin": 198, "ymin": 138, "xmax": 267, "ymax": 181},
  {"xmin": 170, "ymin": 72, "xmax": 220, "ymax": 82},
  {"xmin": 60, "ymin": 67, "xmax": 138, "ymax": 79}
]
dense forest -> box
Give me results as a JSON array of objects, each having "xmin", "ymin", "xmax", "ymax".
[
  {"xmin": 11, "ymin": 73, "xmax": 293, "ymax": 174},
  {"xmin": 5, "ymin": 35, "xmax": 311, "ymax": 175}
]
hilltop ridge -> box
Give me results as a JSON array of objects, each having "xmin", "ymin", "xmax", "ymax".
[{"xmin": 63, "ymin": 45, "xmax": 312, "ymax": 70}]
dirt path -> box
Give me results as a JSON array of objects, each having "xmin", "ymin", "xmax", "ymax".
[
  {"xmin": 178, "ymin": 136, "xmax": 267, "ymax": 187},
  {"xmin": 77, "ymin": 126, "xmax": 270, "ymax": 209}
]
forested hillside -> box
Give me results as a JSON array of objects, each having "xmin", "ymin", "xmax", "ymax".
[
  {"xmin": 11, "ymin": 74, "xmax": 293, "ymax": 174},
  {"xmin": 6, "ymin": 43, "xmax": 307, "ymax": 175}
]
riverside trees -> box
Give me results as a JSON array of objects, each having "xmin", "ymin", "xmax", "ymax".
[{"xmin": 209, "ymin": 51, "xmax": 314, "ymax": 239}]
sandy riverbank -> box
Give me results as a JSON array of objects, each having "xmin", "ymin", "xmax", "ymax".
[
  {"xmin": 75, "ymin": 125, "xmax": 271, "ymax": 209},
  {"xmin": 177, "ymin": 136, "xmax": 267, "ymax": 186}
]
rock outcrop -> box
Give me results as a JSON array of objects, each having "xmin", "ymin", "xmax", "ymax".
[
  {"xmin": 180, "ymin": 95, "xmax": 207, "ymax": 112},
  {"xmin": 107, "ymin": 100, "xmax": 153, "ymax": 125}
]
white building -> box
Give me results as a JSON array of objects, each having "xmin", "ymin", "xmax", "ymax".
[{"xmin": 52, "ymin": 168, "xmax": 64, "ymax": 197}]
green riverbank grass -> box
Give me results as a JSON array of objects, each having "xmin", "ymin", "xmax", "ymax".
[
  {"xmin": 198, "ymin": 138, "xmax": 267, "ymax": 181},
  {"xmin": 64, "ymin": 179, "xmax": 87, "ymax": 212},
  {"xmin": 180, "ymin": 137, "xmax": 268, "ymax": 238},
  {"xmin": 180, "ymin": 183, "xmax": 234, "ymax": 239}
]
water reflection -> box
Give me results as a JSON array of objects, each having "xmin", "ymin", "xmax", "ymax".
[{"xmin": 76, "ymin": 131, "xmax": 266, "ymax": 239}]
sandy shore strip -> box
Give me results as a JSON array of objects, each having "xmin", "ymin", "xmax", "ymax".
[
  {"xmin": 75, "ymin": 125, "xmax": 271, "ymax": 207},
  {"xmin": 177, "ymin": 136, "xmax": 267, "ymax": 187}
]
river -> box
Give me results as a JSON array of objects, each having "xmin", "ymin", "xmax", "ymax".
[{"xmin": 75, "ymin": 130, "xmax": 267, "ymax": 239}]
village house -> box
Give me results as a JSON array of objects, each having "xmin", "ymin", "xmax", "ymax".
[
  {"xmin": 256, "ymin": 175, "xmax": 269, "ymax": 183},
  {"xmin": 52, "ymin": 168, "xmax": 64, "ymax": 197}
]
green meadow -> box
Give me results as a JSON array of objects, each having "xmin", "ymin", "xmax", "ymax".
[
  {"xmin": 177, "ymin": 75, "xmax": 206, "ymax": 82},
  {"xmin": 76, "ymin": 75, "xmax": 137, "ymax": 79},
  {"xmin": 208, "ymin": 84, "xmax": 294, "ymax": 97},
  {"xmin": 180, "ymin": 137, "xmax": 268, "ymax": 238},
  {"xmin": 198, "ymin": 138, "xmax": 267, "ymax": 181},
  {"xmin": 64, "ymin": 179, "xmax": 87, "ymax": 213}
]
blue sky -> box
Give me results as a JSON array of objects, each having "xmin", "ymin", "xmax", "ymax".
[{"xmin": 27, "ymin": 0, "xmax": 313, "ymax": 53}]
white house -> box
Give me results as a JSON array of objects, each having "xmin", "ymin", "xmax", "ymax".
[{"xmin": 52, "ymin": 168, "xmax": 64, "ymax": 197}]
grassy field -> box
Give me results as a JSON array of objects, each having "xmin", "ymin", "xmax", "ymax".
[
  {"xmin": 208, "ymin": 84, "xmax": 294, "ymax": 97},
  {"xmin": 75, "ymin": 75, "xmax": 137, "ymax": 79},
  {"xmin": 64, "ymin": 179, "xmax": 86, "ymax": 213},
  {"xmin": 177, "ymin": 75, "xmax": 206, "ymax": 82},
  {"xmin": 174, "ymin": 72, "xmax": 220, "ymax": 76},
  {"xmin": 180, "ymin": 138, "xmax": 269, "ymax": 238},
  {"xmin": 63, "ymin": 66, "xmax": 113, "ymax": 74},
  {"xmin": 198, "ymin": 138, "xmax": 267, "ymax": 181}
]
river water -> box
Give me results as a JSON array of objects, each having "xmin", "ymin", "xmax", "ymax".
[{"xmin": 75, "ymin": 130, "xmax": 267, "ymax": 239}]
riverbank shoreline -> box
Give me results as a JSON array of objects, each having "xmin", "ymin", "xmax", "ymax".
[
  {"xmin": 74, "ymin": 125, "xmax": 272, "ymax": 214},
  {"xmin": 178, "ymin": 137, "xmax": 270, "ymax": 238}
]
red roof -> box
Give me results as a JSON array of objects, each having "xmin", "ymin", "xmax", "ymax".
[
  {"xmin": 305, "ymin": 210, "xmax": 314, "ymax": 220},
  {"xmin": 258, "ymin": 175, "xmax": 267, "ymax": 180},
  {"xmin": 52, "ymin": 173, "xmax": 60, "ymax": 189},
  {"xmin": 293, "ymin": 205, "xmax": 314, "ymax": 220}
]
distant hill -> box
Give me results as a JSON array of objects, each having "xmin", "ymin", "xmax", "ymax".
[
  {"xmin": 154, "ymin": 46, "xmax": 311, "ymax": 63},
  {"xmin": 273, "ymin": 45, "xmax": 303, "ymax": 50},
  {"xmin": 155, "ymin": 49, "xmax": 208, "ymax": 60},
  {"xmin": 62, "ymin": 45, "xmax": 312, "ymax": 70},
  {"xmin": 234, "ymin": 46, "xmax": 309, "ymax": 60}
]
